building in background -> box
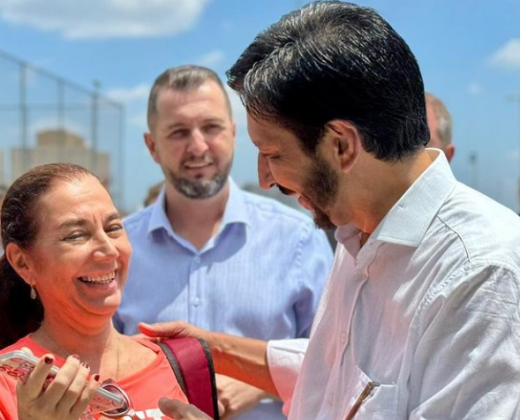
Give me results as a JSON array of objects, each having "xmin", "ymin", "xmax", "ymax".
[
  {"xmin": 10, "ymin": 129, "xmax": 110, "ymax": 187},
  {"xmin": 0, "ymin": 49, "xmax": 124, "ymax": 211}
]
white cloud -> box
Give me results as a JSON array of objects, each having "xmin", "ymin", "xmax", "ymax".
[
  {"xmin": 467, "ymin": 82, "xmax": 482, "ymax": 96},
  {"xmin": 489, "ymin": 39, "xmax": 520, "ymax": 70},
  {"xmin": 107, "ymin": 84, "xmax": 150, "ymax": 104},
  {"xmin": 196, "ymin": 50, "xmax": 225, "ymax": 68},
  {"xmin": 0, "ymin": 0, "xmax": 211, "ymax": 39}
]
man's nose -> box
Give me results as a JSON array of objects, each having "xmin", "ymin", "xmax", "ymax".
[{"xmin": 187, "ymin": 129, "xmax": 209, "ymax": 156}]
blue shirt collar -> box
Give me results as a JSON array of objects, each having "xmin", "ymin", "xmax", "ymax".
[
  {"xmin": 220, "ymin": 178, "xmax": 252, "ymax": 229},
  {"xmin": 146, "ymin": 177, "xmax": 251, "ymax": 239}
]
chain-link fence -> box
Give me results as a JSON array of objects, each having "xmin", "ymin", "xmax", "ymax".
[{"xmin": 0, "ymin": 49, "xmax": 125, "ymax": 210}]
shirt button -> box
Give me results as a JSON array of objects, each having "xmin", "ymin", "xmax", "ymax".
[
  {"xmin": 328, "ymin": 394, "xmax": 334, "ymax": 406},
  {"xmin": 341, "ymin": 332, "xmax": 347, "ymax": 344},
  {"xmin": 193, "ymin": 298, "xmax": 201, "ymax": 307},
  {"xmin": 194, "ymin": 256, "xmax": 201, "ymax": 264}
]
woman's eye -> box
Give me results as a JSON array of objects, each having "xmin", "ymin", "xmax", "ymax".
[
  {"xmin": 107, "ymin": 224, "xmax": 123, "ymax": 234},
  {"xmin": 63, "ymin": 233, "xmax": 86, "ymax": 241}
]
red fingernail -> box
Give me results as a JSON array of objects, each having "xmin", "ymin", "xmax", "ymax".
[
  {"xmin": 81, "ymin": 361, "xmax": 90, "ymax": 369},
  {"xmin": 93, "ymin": 374, "xmax": 100, "ymax": 382},
  {"xmin": 44, "ymin": 356, "xmax": 53, "ymax": 364},
  {"xmin": 70, "ymin": 354, "xmax": 80, "ymax": 360}
]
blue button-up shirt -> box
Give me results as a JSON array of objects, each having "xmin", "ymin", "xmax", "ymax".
[{"xmin": 115, "ymin": 179, "xmax": 333, "ymax": 420}]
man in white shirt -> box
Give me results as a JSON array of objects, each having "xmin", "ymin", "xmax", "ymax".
[{"xmin": 145, "ymin": 2, "xmax": 520, "ymax": 419}]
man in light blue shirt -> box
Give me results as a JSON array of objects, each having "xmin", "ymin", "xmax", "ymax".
[{"xmin": 114, "ymin": 65, "xmax": 333, "ymax": 420}]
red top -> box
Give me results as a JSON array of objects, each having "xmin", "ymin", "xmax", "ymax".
[{"xmin": 0, "ymin": 335, "xmax": 188, "ymax": 420}]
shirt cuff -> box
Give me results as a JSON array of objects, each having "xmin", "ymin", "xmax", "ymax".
[{"xmin": 267, "ymin": 338, "xmax": 308, "ymax": 416}]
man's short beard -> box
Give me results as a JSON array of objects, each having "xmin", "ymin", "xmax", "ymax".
[
  {"xmin": 304, "ymin": 154, "xmax": 338, "ymax": 230},
  {"xmin": 166, "ymin": 163, "xmax": 232, "ymax": 199},
  {"xmin": 274, "ymin": 153, "xmax": 338, "ymax": 230}
]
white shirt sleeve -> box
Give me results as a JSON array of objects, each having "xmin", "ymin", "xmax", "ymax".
[
  {"xmin": 267, "ymin": 338, "xmax": 309, "ymax": 415},
  {"xmin": 409, "ymin": 263, "xmax": 520, "ymax": 419}
]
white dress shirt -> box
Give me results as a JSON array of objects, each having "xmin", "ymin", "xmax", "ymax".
[{"xmin": 268, "ymin": 150, "xmax": 520, "ymax": 419}]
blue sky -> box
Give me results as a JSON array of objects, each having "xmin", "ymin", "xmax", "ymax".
[{"xmin": 1, "ymin": 0, "xmax": 520, "ymax": 212}]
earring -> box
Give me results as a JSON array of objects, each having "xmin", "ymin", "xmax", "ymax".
[{"xmin": 30, "ymin": 285, "xmax": 37, "ymax": 300}]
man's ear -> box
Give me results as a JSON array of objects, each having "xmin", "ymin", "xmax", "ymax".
[
  {"xmin": 5, "ymin": 243, "xmax": 34, "ymax": 287},
  {"xmin": 445, "ymin": 144, "xmax": 455, "ymax": 163},
  {"xmin": 144, "ymin": 132, "xmax": 161, "ymax": 164},
  {"xmin": 322, "ymin": 120, "xmax": 362, "ymax": 173}
]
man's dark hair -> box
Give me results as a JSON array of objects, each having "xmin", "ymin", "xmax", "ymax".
[{"xmin": 227, "ymin": 1, "xmax": 429, "ymax": 161}]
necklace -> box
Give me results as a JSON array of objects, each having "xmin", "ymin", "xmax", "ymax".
[
  {"xmin": 34, "ymin": 329, "xmax": 121, "ymax": 381},
  {"xmin": 114, "ymin": 333, "xmax": 120, "ymax": 381}
]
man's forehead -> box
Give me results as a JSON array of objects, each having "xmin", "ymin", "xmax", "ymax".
[
  {"xmin": 247, "ymin": 115, "xmax": 275, "ymax": 143},
  {"xmin": 247, "ymin": 115, "xmax": 298, "ymax": 153},
  {"xmin": 156, "ymin": 90, "xmax": 223, "ymax": 118},
  {"xmin": 157, "ymin": 84, "xmax": 230, "ymax": 117},
  {"xmin": 155, "ymin": 86, "xmax": 195, "ymax": 109}
]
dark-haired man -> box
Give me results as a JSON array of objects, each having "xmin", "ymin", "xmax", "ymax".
[
  {"xmin": 152, "ymin": 2, "xmax": 520, "ymax": 419},
  {"xmin": 115, "ymin": 65, "xmax": 332, "ymax": 420}
]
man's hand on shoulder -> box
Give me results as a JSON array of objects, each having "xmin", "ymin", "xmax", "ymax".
[{"xmin": 138, "ymin": 321, "xmax": 211, "ymax": 342}]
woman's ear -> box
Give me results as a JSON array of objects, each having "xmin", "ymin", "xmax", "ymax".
[{"xmin": 5, "ymin": 243, "xmax": 34, "ymax": 287}]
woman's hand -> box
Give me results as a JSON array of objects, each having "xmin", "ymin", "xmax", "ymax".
[{"xmin": 17, "ymin": 353, "xmax": 99, "ymax": 420}]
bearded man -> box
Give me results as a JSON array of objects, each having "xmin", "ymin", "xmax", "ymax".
[{"xmin": 115, "ymin": 65, "xmax": 333, "ymax": 420}]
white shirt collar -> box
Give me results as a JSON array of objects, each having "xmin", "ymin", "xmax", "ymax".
[{"xmin": 337, "ymin": 149, "xmax": 456, "ymax": 249}]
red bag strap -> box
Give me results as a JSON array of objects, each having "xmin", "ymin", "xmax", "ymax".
[{"xmin": 158, "ymin": 337, "xmax": 219, "ymax": 419}]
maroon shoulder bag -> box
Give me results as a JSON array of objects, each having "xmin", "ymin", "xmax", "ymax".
[{"xmin": 158, "ymin": 337, "xmax": 220, "ymax": 420}]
